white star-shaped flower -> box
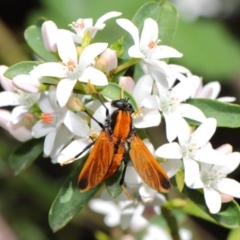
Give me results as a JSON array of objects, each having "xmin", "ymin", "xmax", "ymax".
[
  {"xmin": 0, "ymin": 67, "xmax": 40, "ymax": 124},
  {"xmin": 69, "ymin": 11, "xmax": 122, "ymax": 44},
  {"xmin": 155, "ymin": 118, "xmax": 219, "ymax": 187},
  {"xmin": 32, "ymin": 87, "xmax": 90, "ymax": 158},
  {"xmin": 187, "ymin": 144, "xmax": 240, "ymax": 214},
  {"xmin": 116, "ymin": 18, "xmax": 182, "ymax": 88},
  {"xmin": 192, "ymin": 76, "xmax": 236, "ymax": 102},
  {"xmin": 144, "ymin": 76, "xmax": 206, "ymax": 142},
  {"xmin": 30, "ymin": 31, "xmax": 108, "ymax": 107}
]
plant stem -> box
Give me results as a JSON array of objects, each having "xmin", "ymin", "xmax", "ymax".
[
  {"xmin": 112, "ymin": 58, "xmax": 142, "ymax": 75},
  {"xmin": 161, "ymin": 207, "xmax": 181, "ymax": 240}
]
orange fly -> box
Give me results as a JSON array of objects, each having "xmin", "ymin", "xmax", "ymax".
[{"xmin": 75, "ymin": 95, "xmax": 170, "ymax": 193}]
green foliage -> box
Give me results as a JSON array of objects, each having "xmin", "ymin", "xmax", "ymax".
[
  {"xmin": 105, "ymin": 162, "xmax": 124, "ymax": 198},
  {"xmin": 24, "ymin": 25, "xmax": 58, "ymax": 62},
  {"xmin": 9, "ymin": 138, "xmax": 44, "ymax": 175},
  {"xmin": 171, "ymin": 179, "xmax": 240, "ymax": 228},
  {"xmin": 49, "ymin": 156, "xmax": 102, "ymax": 232},
  {"xmin": 188, "ymin": 99, "xmax": 240, "ymax": 128},
  {"xmin": 4, "ymin": 61, "xmax": 40, "ymax": 79},
  {"xmin": 173, "ymin": 19, "xmax": 240, "ymax": 80},
  {"xmin": 100, "ymin": 82, "xmax": 138, "ymax": 111}
]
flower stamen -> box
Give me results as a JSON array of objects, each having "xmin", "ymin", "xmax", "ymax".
[{"xmin": 40, "ymin": 113, "xmax": 54, "ymax": 124}]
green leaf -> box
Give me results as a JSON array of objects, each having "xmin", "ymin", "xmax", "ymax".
[
  {"xmin": 9, "ymin": 138, "xmax": 43, "ymax": 175},
  {"xmin": 24, "ymin": 25, "xmax": 58, "ymax": 62},
  {"xmin": 49, "ymin": 157, "xmax": 102, "ymax": 232},
  {"xmin": 173, "ymin": 19, "xmax": 240, "ymax": 80},
  {"xmin": 187, "ymin": 98, "xmax": 240, "ymax": 128},
  {"xmin": 4, "ymin": 61, "xmax": 40, "ymax": 80},
  {"xmin": 100, "ymin": 82, "xmax": 138, "ymax": 111},
  {"xmin": 105, "ymin": 162, "xmax": 124, "ymax": 198},
  {"xmin": 227, "ymin": 228, "xmax": 240, "ymax": 240},
  {"xmin": 171, "ymin": 179, "xmax": 240, "ymax": 228},
  {"xmin": 175, "ymin": 170, "xmax": 184, "ymax": 192}
]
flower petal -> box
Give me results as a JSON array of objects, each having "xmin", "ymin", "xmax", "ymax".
[
  {"xmin": 32, "ymin": 121, "xmax": 55, "ymax": 138},
  {"xmin": 79, "ymin": 67, "xmax": 108, "ymax": 86},
  {"xmin": 152, "ymin": 46, "xmax": 182, "ymax": 59},
  {"xmin": 183, "ymin": 159, "xmax": 200, "ymax": 187},
  {"xmin": 163, "ymin": 113, "xmax": 179, "ymax": 142},
  {"xmin": 30, "ymin": 62, "xmax": 66, "ymax": 78},
  {"xmin": 56, "ymin": 78, "xmax": 77, "ymax": 107},
  {"xmin": 161, "ymin": 159, "xmax": 182, "ymax": 178},
  {"xmin": 64, "ymin": 111, "xmax": 90, "ymax": 137},
  {"xmin": 176, "ymin": 117, "xmax": 191, "ymax": 146},
  {"xmin": 173, "ymin": 77, "xmax": 199, "ymax": 102},
  {"xmin": 56, "ymin": 138, "xmax": 90, "ymax": 164},
  {"xmin": 190, "ymin": 118, "xmax": 216, "ymax": 148},
  {"xmin": 129, "ymin": 45, "xmax": 145, "ymax": 58},
  {"xmin": 215, "ymin": 178, "xmax": 240, "ymax": 198},
  {"xmin": 132, "ymin": 74, "xmax": 153, "ymax": 106},
  {"xmin": 133, "ymin": 108, "xmax": 161, "ymax": 128},
  {"xmin": 179, "ymin": 104, "xmax": 206, "ymax": 122},
  {"xmin": 140, "ymin": 18, "xmax": 158, "ymax": 46},
  {"xmin": 203, "ymin": 187, "xmax": 221, "ymax": 214},
  {"xmin": 11, "ymin": 105, "xmax": 28, "ymax": 124},
  {"xmin": 57, "ymin": 30, "xmax": 77, "ymax": 63},
  {"xmin": 95, "ymin": 11, "xmax": 122, "ymax": 26},
  {"xmin": 44, "ymin": 129, "xmax": 57, "ymax": 156},
  {"xmin": 0, "ymin": 91, "xmax": 21, "ymax": 107},
  {"xmin": 116, "ymin": 18, "xmax": 139, "ymax": 46},
  {"xmin": 79, "ymin": 43, "xmax": 108, "ymax": 68},
  {"xmin": 89, "ymin": 199, "xmax": 120, "ymax": 227},
  {"xmin": 50, "ymin": 126, "xmax": 74, "ymax": 160},
  {"xmin": 155, "ymin": 142, "xmax": 182, "ymax": 159}
]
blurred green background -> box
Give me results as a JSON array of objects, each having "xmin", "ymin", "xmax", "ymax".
[{"xmin": 1, "ymin": 0, "xmax": 240, "ymax": 239}]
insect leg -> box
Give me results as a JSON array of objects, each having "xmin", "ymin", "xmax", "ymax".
[
  {"xmin": 94, "ymin": 92, "xmax": 109, "ymax": 117},
  {"xmin": 75, "ymin": 140, "xmax": 96, "ymax": 159},
  {"xmin": 83, "ymin": 108, "xmax": 104, "ymax": 129}
]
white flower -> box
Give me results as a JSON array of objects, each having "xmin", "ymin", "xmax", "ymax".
[
  {"xmin": 89, "ymin": 189, "xmax": 165, "ymax": 232},
  {"xmin": 0, "ymin": 109, "xmax": 32, "ymax": 142},
  {"xmin": 188, "ymin": 144, "xmax": 240, "ymax": 214},
  {"xmin": 0, "ymin": 68, "xmax": 40, "ymax": 124},
  {"xmin": 32, "ymin": 87, "xmax": 90, "ymax": 158},
  {"xmin": 168, "ymin": 64, "xmax": 193, "ymax": 87},
  {"xmin": 155, "ymin": 118, "xmax": 218, "ymax": 187},
  {"xmin": 192, "ymin": 76, "xmax": 236, "ymax": 102},
  {"xmin": 30, "ymin": 31, "xmax": 108, "ymax": 106},
  {"xmin": 54, "ymin": 99, "xmax": 103, "ymax": 164},
  {"xmin": 69, "ymin": 11, "xmax": 122, "ymax": 44},
  {"xmin": 119, "ymin": 74, "xmax": 161, "ymax": 128},
  {"xmin": 116, "ymin": 18, "xmax": 182, "ymax": 88},
  {"xmin": 146, "ymin": 76, "xmax": 206, "ymax": 142},
  {"xmin": 143, "ymin": 225, "xmax": 192, "ymax": 240}
]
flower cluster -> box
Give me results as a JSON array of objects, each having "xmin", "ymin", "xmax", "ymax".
[{"xmin": 1, "ymin": 10, "xmax": 240, "ymax": 236}]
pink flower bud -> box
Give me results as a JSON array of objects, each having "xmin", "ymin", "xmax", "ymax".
[
  {"xmin": 41, "ymin": 20, "xmax": 58, "ymax": 52},
  {"xmin": 119, "ymin": 76, "xmax": 135, "ymax": 93},
  {"xmin": 0, "ymin": 65, "xmax": 15, "ymax": 91},
  {"xmin": 0, "ymin": 109, "xmax": 32, "ymax": 142},
  {"xmin": 96, "ymin": 48, "xmax": 117, "ymax": 72},
  {"xmin": 13, "ymin": 74, "xmax": 40, "ymax": 93}
]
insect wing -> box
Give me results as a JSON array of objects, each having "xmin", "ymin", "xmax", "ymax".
[
  {"xmin": 78, "ymin": 130, "xmax": 114, "ymax": 192},
  {"xmin": 129, "ymin": 134, "xmax": 170, "ymax": 192}
]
